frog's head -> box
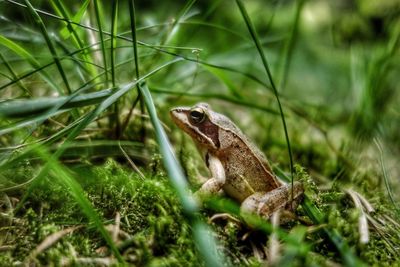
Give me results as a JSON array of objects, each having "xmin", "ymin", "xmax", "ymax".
[{"xmin": 170, "ymin": 103, "xmax": 221, "ymax": 151}]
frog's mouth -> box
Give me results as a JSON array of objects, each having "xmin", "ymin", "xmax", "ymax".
[
  {"xmin": 170, "ymin": 107, "xmax": 196, "ymax": 135},
  {"xmin": 169, "ymin": 107, "xmax": 190, "ymax": 130}
]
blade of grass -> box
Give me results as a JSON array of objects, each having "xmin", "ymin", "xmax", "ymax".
[
  {"xmin": 50, "ymin": 0, "xmax": 96, "ymax": 80},
  {"xmin": 110, "ymin": 0, "xmax": 118, "ymax": 87},
  {"xmin": 93, "ymin": 0, "xmax": 109, "ymax": 86},
  {"xmin": 0, "ymin": 84, "xmax": 95, "ymax": 137},
  {"xmin": 0, "ymin": 35, "xmax": 41, "ymax": 68},
  {"xmin": 139, "ymin": 82, "xmax": 196, "ymax": 214},
  {"xmin": 53, "ymin": 38, "xmax": 88, "ymax": 82},
  {"xmin": 138, "ymin": 82, "xmax": 225, "ymax": 267},
  {"xmin": 0, "ymin": 115, "xmax": 86, "ymax": 173},
  {"xmin": 0, "ymin": 35, "xmax": 62, "ymax": 94},
  {"xmin": 128, "ymin": 0, "xmax": 140, "ymax": 79},
  {"xmin": 0, "ymin": 34, "xmax": 103, "ymax": 91},
  {"xmin": 0, "ymin": 110, "xmax": 66, "ymax": 136},
  {"xmin": 0, "ymin": 52, "xmax": 30, "ymax": 95},
  {"xmin": 0, "ymin": 88, "xmax": 112, "ymax": 118},
  {"xmin": 0, "ymin": 31, "xmax": 122, "ymax": 93},
  {"xmin": 120, "ymin": 0, "xmax": 142, "ymax": 136},
  {"xmin": 24, "ymin": 0, "xmax": 72, "ymax": 95},
  {"xmin": 165, "ymin": 0, "xmax": 197, "ymax": 44},
  {"xmin": 58, "ymin": 0, "xmax": 90, "ymax": 39},
  {"xmin": 110, "ymin": 0, "xmax": 121, "ymax": 138},
  {"xmin": 235, "ymin": 0, "xmax": 295, "ymax": 187}
]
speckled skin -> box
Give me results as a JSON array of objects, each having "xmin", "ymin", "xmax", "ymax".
[{"xmin": 170, "ymin": 103, "xmax": 303, "ymax": 219}]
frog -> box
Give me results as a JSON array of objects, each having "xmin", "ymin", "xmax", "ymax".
[{"xmin": 170, "ymin": 103, "xmax": 303, "ymax": 220}]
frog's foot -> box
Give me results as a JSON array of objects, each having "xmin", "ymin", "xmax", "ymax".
[
  {"xmin": 209, "ymin": 213, "xmax": 241, "ymax": 224},
  {"xmin": 196, "ymin": 173, "xmax": 209, "ymax": 184},
  {"xmin": 240, "ymin": 182, "xmax": 304, "ymax": 221}
]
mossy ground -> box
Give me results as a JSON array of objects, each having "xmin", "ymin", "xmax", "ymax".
[
  {"xmin": 1, "ymin": 160, "xmax": 198, "ymax": 266},
  {"xmin": 1, "ymin": 158, "xmax": 399, "ymax": 266}
]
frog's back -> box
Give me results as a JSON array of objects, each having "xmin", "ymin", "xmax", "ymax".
[{"xmin": 213, "ymin": 115, "xmax": 281, "ymax": 202}]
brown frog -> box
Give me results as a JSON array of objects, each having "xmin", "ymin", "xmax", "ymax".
[{"xmin": 170, "ymin": 103, "xmax": 303, "ymax": 219}]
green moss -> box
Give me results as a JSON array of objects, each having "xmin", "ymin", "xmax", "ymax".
[
  {"xmin": 1, "ymin": 159, "xmax": 202, "ymax": 266},
  {"xmin": 2, "ymin": 158, "xmax": 400, "ymax": 266}
]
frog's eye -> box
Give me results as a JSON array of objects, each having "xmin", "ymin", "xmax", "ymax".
[{"xmin": 189, "ymin": 108, "xmax": 206, "ymax": 124}]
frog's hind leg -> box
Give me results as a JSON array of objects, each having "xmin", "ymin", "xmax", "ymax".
[{"xmin": 240, "ymin": 182, "xmax": 304, "ymax": 221}]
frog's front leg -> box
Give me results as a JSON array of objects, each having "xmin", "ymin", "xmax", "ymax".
[
  {"xmin": 195, "ymin": 154, "xmax": 226, "ymax": 198},
  {"xmin": 240, "ymin": 182, "xmax": 304, "ymax": 220}
]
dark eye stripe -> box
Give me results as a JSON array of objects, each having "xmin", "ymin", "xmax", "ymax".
[{"xmin": 197, "ymin": 119, "xmax": 220, "ymax": 148}]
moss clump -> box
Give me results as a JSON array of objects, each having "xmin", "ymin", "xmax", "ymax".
[
  {"xmin": 1, "ymin": 159, "xmax": 202, "ymax": 266},
  {"xmin": 2, "ymin": 159, "xmax": 399, "ymax": 266}
]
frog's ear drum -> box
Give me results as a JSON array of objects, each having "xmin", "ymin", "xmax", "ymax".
[{"xmin": 189, "ymin": 108, "xmax": 206, "ymax": 124}]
